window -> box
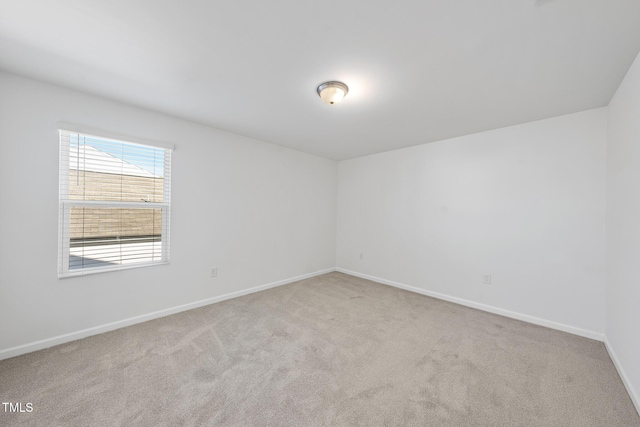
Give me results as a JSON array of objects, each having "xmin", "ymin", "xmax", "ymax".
[{"xmin": 58, "ymin": 129, "xmax": 172, "ymax": 277}]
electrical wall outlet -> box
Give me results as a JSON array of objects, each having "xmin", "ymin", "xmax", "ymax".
[
  {"xmin": 211, "ymin": 267, "xmax": 218, "ymax": 278},
  {"xmin": 483, "ymin": 274, "xmax": 491, "ymax": 284}
]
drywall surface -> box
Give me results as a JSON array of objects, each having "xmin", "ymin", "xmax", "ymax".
[
  {"xmin": 606, "ymin": 51, "xmax": 640, "ymax": 410},
  {"xmin": 337, "ymin": 108, "xmax": 607, "ymax": 334},
  {"xmin": 0, "ymin": 72, "xmax": 337, "ymax": 352}
]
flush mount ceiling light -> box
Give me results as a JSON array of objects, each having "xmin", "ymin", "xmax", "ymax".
[{"xmin": 317, "ymin": 81, "xmax": 349, "ymax": 105}]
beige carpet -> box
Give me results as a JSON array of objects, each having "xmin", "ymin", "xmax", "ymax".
[{"xmin": 0, "ymin": 272, "xmax": 638, "ymax": 426}]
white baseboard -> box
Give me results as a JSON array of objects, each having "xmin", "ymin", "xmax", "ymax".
[
  {"xmin": 0, "ymin": 268, "xmax": 336, "ymax": 361},
  {"xmin": 604, "ymin": 337, "xmax": 640, "ymax": 416},
  {"xmin": 336, "ymin": 268, "xmax": 604, "ymax": 341}
]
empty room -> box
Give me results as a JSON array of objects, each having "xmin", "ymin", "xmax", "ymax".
[{"xmin": 1, "ymin": 0, "xmax": 640, "ymax": 426}]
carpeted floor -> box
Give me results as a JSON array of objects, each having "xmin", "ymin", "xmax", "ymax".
[{"xmin": 0, "ymin": 272, "xmax": 638, "ymax": 426}]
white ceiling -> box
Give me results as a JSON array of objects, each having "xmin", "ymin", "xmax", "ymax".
[{"xmin": 2, "ymin": 0, "xmax": 640, "ymax": 160}]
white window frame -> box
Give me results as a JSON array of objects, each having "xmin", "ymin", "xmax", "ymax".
[{"xmin": 58, "ymin": 128, "xmax": 172, "ymax": 278}]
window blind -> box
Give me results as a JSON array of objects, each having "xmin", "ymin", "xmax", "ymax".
[{"xmin": 58, "ymin": 130, "xmax": 172, "ymax": 277}]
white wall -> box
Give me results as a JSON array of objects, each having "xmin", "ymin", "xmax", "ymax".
[
  {"xmin": 0, "ymin": 72, "xmax": 337, "ymax": 354},
  {"xmin": 606, "ymin": 51, "xmax": 640, "ymax": 410},
  {"xmin": 337, "ymin": 108, "xmax": 607, "ymax": 336}
]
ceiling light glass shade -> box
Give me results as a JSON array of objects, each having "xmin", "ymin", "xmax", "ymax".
[{"xmin": 317, "ymin": 81, "xmax": 349, "ymax": 105}]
